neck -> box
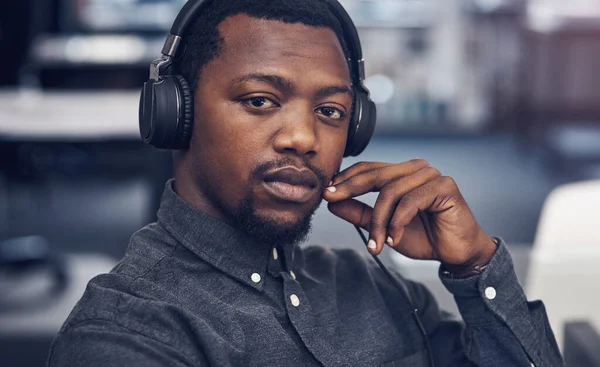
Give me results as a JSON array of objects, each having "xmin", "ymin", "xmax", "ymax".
[{"xmin": 173, "ymin": 160, "xmax": 233, "ymax": 226}]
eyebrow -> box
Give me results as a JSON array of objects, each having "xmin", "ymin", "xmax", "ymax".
[
  {"xmin": 230, "ymin": 74, "xmax": 294, "ymax": 94},
  {"xmin": 230, "ymin": 73, "xmax": 352, "ymax": 99},
  {"xmin": 315, "ymin": 85, "xmax": 353, "ymax": 100}
]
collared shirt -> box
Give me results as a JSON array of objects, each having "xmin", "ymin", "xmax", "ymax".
[{"xmin": 48, "ymin": 180, "xmax": 563, "ymax": 366}]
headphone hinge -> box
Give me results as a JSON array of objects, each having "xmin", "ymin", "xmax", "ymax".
[{"xmin": 150, "ymin": 55, "xmax": 172, "ymax": 81}]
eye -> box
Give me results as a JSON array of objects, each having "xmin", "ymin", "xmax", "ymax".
[
  {"xmin": 242, "ymin": 97, "xmax": 279, "ymax": 109},
  {"xmin": 317, "ymin": 106, "xmax": 345, "ymax": 120}
]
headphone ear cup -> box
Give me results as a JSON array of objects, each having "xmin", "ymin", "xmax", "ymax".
[
  {"xmin": 172, "ymin": 75, "xmax": 194, "ymax": 150},
  {"xmin": 138, "ymin": 75, "xmax": 194, "ymax": 149},
  {"xmin": 344, "ymin": 92, "xmax": 376, "ymax": 157},
  {"xmin": 139, "ymin": 76, "xmax": 180, "ymax": 149}
]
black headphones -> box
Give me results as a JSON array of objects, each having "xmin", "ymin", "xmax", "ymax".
[{"xmin": 139, "ymin": 0, "xmax": 376, "ymax": 157}]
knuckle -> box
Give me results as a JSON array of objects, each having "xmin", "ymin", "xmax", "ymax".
[
  {"xmin": 391, "ymin": 210, "xmax": 411, "ymax": 227},
  {"xmin": 439, "ymin": 176, "xmax": 456, "ymax": 187},
  {"xmin": 367, "ymin": 166, "xmax": 383, "ymax": 181},
  {"xmin": 410, "ymin": 158, "xmax": 429, "ymax": 168},
  {"xmin": 425, "ymin": 166, "xmax": 442, "ymax": 177},
  {"xmin": 344, "ymin": 175, "xmax": 362, "ymax": 188},
  {"xmin": 388, "ymin": 220, "xmax": 401, "ymax": 233},
  {"xmin": 377, "ymin": 187, "xmax": 396, "ymax": 202},
  {"xmin": 399, "ymin": 193, "xmax": 414, "ymax": 207},
  {"xmin": 354, "ymin": 161, "xmax": 369, "ymax": 170}
]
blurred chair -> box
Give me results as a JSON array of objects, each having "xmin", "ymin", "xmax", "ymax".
[
  {"xmin": 526, "ymin": 180, "xmax": 600, "ymax": 350},
  {"xmin": 564, "ymin": 321, "xmax": 600, "ymax": 367}
]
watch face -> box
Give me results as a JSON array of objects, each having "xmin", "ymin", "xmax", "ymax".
[{"xmin": 62, "ymin": 0, "xmax": 188, "ymax": 33}]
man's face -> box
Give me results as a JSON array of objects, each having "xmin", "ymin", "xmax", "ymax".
[{"xmin": 180, "ymin": 14, "xmax": 352, "ymax": 245}]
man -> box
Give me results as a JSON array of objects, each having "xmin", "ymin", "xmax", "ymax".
[{"xmin": 48, "ymin": 0, "xmax": 563, "ymax": 366}]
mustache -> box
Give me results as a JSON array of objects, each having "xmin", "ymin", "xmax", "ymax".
[{"xmin": 251, "ymin": 157, "xmax": 329, "ymax": 189}]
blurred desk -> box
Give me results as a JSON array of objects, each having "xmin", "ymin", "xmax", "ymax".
[
  {"xmin": 0, "ymin": 89, "xmax": 173, "ymax": 259},
  {"xmin": 0, "ymin": 253, "xmax": 117, "ymax": 367},
  {"xmin": 0, "ymin": 89, "xmax": 140, "ymax": 141}
]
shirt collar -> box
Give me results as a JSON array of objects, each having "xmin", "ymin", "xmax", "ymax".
[{"xmin": 157, "ymin": 179, "xmax": 277, "ymax": 291}]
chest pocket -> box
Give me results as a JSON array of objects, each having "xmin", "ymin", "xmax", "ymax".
[{"xmin": 379, "ymin": 349, "xmax": 430, "ymax": 367}]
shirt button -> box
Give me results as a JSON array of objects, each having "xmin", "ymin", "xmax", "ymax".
[
  {"xmin": 485, "ymin": 286, "xmax": 497, "ymax": 300},
  {"xmin": 290, "ymin": 294, "xmax": 300, "ymax": 307},
  {"xmin": 272, "ymin": 248, "xmax": 278, "ymax": 260},
  {"xmin": 251, "ymin": 273, "xmax": 261, "ymax": 283},
  {"xmin": 290, "ymin": 271, "xmax": 296, "ymax": 280}
]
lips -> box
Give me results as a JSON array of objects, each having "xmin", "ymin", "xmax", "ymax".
[
  {"xmin": 262, "ymin": 167, "xmax": 320, "ymax": 203},
  {"xmin": 263, "ymin": 168, "xmax": 319, "ymax": 188}
]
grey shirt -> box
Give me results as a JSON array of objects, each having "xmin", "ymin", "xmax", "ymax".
[{"xmin": 48, "ymin": 180, "xmax": 563, "ymax": 366}]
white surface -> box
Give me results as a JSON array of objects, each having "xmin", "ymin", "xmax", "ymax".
[
  {"xmin": 526, "ymin": 180, "xmax": 600, "ymax": 350},
  {"xmin": 0, "ymin": 253, "xmax": 117, "ymax": 336},
  {"xmin": 531, "ymin": 180, "xmax": 600, "ymax": 258},
  {"xmin": 0, "ymin": 89, "xmax": 140, "ymax": 139}
]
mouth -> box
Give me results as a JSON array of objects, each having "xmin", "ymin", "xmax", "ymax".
[{"xmin": 262, "ymin": 167, "xmax": 320, "ymax": 204}]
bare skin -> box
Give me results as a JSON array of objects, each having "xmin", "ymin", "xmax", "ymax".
[
  {"xmin": 175, "ymin": 14, "xmax": 496, "ymax": 269},
  {"xmin": 324, "ymin": 160, "xmax": 497, "ymax": 268}
]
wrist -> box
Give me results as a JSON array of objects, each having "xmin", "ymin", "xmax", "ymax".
[{"xmin": 441, "ymin": 237, "xmax": 498, "ymax": 279}]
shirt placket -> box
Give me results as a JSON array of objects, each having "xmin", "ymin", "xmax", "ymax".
[{"xmin": 267, "ymin": 245, "xmax": 341, "ymax": 367}]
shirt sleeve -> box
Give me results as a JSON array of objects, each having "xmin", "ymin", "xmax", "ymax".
[
  {"xmin": 418, "ymin": 238, "xmax": 563, "ymax": 367},
  {"xmin": 47, "ymin": 319, "xmax": 206, "ymax": 367}
]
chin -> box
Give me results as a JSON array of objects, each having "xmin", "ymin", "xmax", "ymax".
[{"xmin": 255, "ymin": 207, "xmax": 308, "ymax": 228}]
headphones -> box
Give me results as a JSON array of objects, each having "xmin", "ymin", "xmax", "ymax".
[{"xmin": 139, "ymin": 0, "xmax": 376, "ymax": 157}]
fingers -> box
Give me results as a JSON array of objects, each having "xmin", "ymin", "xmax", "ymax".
[
  {"xmin": 367, "ymin": 167, "xmax": 442, "ymax": 253},
  {"xmin": 330, "ymin": 162, "xmax": 391, "ymax": 186},
  {"xmin": 327, "ymin": 199, "xmax": 373, "ymax": 232},
  {"xmin": 325, "ymin": 159, "xmax": 430, "ymax": 202},
  {"xmin": 387, "ymin": 176, "xmax": 458, "ymax": 250},
  {"xmin": 326, "ymin": 160, "xmax": 463, "ymax": 259}
]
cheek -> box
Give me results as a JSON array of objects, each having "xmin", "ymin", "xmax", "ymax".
[
  {"xmin": 320, "ymin": 125, "xmax": 348, "ymax": 168},
  {"xmin": 191, "ymin": 102, "xmax": 264, "ymax": 197}
]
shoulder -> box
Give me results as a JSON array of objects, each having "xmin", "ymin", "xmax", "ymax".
[
  {"xmin": 57, "ymin": 222, "xmax": 198, "ymax": 345},
  {"xmin": 112, "ymin": 222, "xmax": 182, "ymax": 277},
  {"xmin": 48, "ymin": 317, "xmax": 204, "ymax": 366}
]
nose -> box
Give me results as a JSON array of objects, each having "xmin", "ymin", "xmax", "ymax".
[{"xmin": 273, "ymin": 104, "xmax": 319, "ymax": 157}]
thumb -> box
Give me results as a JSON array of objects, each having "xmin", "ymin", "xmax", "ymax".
[{"xmin": 327, "ymin": 199, "xmax": 373, "ymax": 232}]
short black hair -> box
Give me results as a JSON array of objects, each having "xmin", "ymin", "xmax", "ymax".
[{"xmin": 176, "ymin": 0, "xmax": 351, "ymax": 95}]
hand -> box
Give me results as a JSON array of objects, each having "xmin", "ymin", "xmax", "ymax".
[{"xmin": 323, "ymin": 159, "xmax": 497, "ymax": 268}]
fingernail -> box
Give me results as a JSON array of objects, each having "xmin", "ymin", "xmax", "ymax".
[
  {"xmin": 367, "ymin": 240, "xmax": 377, "ymax": 249},
  {"xmin": 326, "ymin": 186, "xmax": 336, "ymax": 193},
  {"xmin": 328, "ymin": 180, "xmax": 333, "ymax": 186},
  {"xmin": 386, "ymin": 236, "xmax": 394, "ymax": 246}
]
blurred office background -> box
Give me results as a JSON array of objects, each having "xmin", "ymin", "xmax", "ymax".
[{"xmin": 1, "ymin": 0, "xmax": 600, "ymax": 365}]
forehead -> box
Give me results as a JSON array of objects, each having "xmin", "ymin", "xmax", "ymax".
[{"xmin": 205, "ymin": 14, "xmax": 350, "ymax": 84}]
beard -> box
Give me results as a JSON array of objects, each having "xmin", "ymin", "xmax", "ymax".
[
  {"xmin": 205, "ymin": 157, "xmax": 328, "ymax": 248},
  {"xmin": 231, "ymin": 193, "xmax": 322, "ymax": 247}
]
